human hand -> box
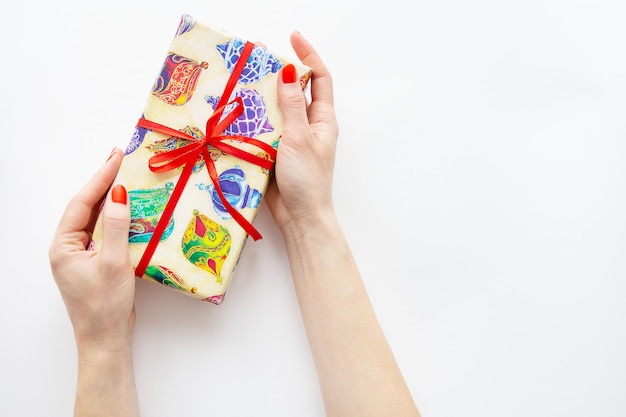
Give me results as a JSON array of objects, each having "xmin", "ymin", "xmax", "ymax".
[
  {"xmin": 49, "ymin": 148, "xmax": 136, "ymax": 352},
  {"xmin": 265, "ymin": 32, "xmax": 339, "ymax": 234}
]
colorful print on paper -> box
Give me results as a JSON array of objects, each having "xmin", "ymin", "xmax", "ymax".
[
  {"xmin": 299, "ymin": 72, "xmax": 312, "ymax": 91},
  {"xmin": 145, "ymin": 265, "xmax": 198, "ymax": 294},
  {"xmin": 175, "ymin": 14, "xmax": 196, "ymax": 36},
  {"xmin": 129, "ymin": 182, "xmax": 175, "ymax": 243},
  {"xmin": 182, "ymin": 210, "xmax": 231, "ymax": 283},
  {"xmin": 152, "ymin": 54, "xmax": 208, "ymax": 105},
  {"xmin": 255, "ymin": 138, "xmax": 279, "ymax": 176},
  {"xmin": 216, "ymin": 39, "xmax": 282, "ymax": 84},
  {"xmin": 147, "ymin": 126, "xmax": 224, "ymax": 173},
  {"xmin": 203, "ymin": 294, "xmax": 225, "ymax": 305},
  {"xmin": 205, "ymin": 89, "xmax": 273, "ymax": 138},
  {"xmin": 195, "ymin": 166, "xmax": 262, "ymax": 219},
  {"xmin": 255, "ymin": 151, "xmax": 274, "ymax": 176},
  {"xmin": 125, "ymin": 114, "xmax": 151, "ymax": 155}
]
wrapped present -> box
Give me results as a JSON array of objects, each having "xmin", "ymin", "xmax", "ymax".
[{"xmin": 91, "ymin": 14, "xmax": 312, "ymax": 304}]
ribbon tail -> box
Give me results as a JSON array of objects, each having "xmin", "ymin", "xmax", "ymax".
[
  {"xmin": 203, "ymin": 148, "xmax": 262, "ymax": 241},
  {"xmin": 135, "ymin": 160, "xmax": 196, "ymax": 277}
]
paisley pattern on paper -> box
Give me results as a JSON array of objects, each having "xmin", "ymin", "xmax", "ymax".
[
  {"xmin": 145, "ymin": 265, "xmax": 198, "ymax": 294},
  {"xmin": 182, "ymin": 210, "xmax": 231, "ymax": 283},
  {"xmin": 216, "ymin": 38, "xmax": 282, "ymax": 84},
  {"xmin": 195, "ymin": 166, "xmax": 262, "ymax": 219},
  {"xmin": 205, "ymin": 89, "xmax": 273, "ymax": 138},
  {"xmin": 128, "ymin": 182, "xmax": 175, "ymax": 243},
  {"xmin": 146, "ymin": 126, "xmax": 224, "ymax": 173},
  {"xmin": 152, "ymin": 54, "xmax": 208, "ymax": 105}
]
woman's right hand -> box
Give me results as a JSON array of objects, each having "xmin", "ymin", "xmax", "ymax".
[{"xmin": 265, "ymin": 32, "xmax": 339, "ymax": 234}]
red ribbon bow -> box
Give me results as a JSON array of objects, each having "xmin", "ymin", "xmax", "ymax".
[{"xmin": 134, "ymin": 41, "xmax": 277, "ymax": 278}]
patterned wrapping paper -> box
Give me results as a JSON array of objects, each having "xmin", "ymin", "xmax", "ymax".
[{"xmin": 91, "ymin": 14, "xmax": 312, "ymax": 304}]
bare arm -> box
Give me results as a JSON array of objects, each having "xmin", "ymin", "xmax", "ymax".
[
  {"xmin": 283, "ymin": 213, "xmax": 420, "ymax": 417},
  {"xmin": 266, "ymin": 33, "xmax": 420, "ymax": 417},
  {"xmin": 49, "ymin": 148, "xmax": 140, "ymax": 417},
  {"xmin": 74, "ymin": 346, "xmax": 138, "ymax": 417}
]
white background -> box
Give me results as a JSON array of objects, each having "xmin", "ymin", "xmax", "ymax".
[{"xmin": 1, "ymin": 0, "xmax": 625, "ymax": 416}]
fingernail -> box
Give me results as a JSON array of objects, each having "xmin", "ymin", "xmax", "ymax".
[
  {"xmin": 111, "ymin": 184, "xmax": 127, "ymax": 204},
  {"xmin": 106, "ymin": 147, "xmax": 117, "ymax": 162},
  {"xmin": 282, "ymin": 64, "xmax": 297, "ymax": 84}
]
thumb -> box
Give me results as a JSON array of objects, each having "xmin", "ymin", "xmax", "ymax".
[
  {"xmin": 100, "ymin": 184, "xmax": 131, "ymax": 268},
  {"xmin": 278, "ymin": 63, "xmax": 310, "ymax": 141}
]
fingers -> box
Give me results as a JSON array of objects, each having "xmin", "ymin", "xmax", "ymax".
[
  {"xmin": 55, "ymin": 148, "xmax": 124, "ymax": 237},
  {"xmin": 99, "ymin": 184, "xmax": 131, "ymax": 268},
  {"xmin": 289, "ymin": 32, "xmax": 334, "ymax": 108}
]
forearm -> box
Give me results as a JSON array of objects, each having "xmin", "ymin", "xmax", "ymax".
[
  {"xmin": 280, "ymin": 211, "xmax": 420, "ymax": 417},
  {"xmin": 74, "ymin": 344, "xmax": 139, "ymax": 417}
]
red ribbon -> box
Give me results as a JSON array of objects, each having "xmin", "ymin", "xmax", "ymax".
[{"xmin": 134, "ymin": 41, "xmax": 276, "ymax": 278}]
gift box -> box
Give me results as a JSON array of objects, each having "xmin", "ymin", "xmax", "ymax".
[{"xmin": 91, "ymin": 14, "xmax": 312, "ymax": 304}]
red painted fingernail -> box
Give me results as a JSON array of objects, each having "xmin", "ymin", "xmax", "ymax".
[
  {"xmin": 282, "ymin": 64, "xmax": 297, "ymax": 84},
  {"xmin": 111, "ymin": 184, "xmax": 127, "ymax": 204}
]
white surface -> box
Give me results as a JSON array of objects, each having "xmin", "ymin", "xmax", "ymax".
[{"xmin": 1, "ymin": 1, "xmax": 626, "ymax": 416}]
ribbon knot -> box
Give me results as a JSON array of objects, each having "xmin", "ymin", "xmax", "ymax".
[{"xmin": 134, "ymin": 41, "xmax": 277, "ymax": 278}]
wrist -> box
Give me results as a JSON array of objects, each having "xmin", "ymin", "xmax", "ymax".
[
  {"xmin": 278, "ymin": 207, "xmax": 342, "ymax": 249},
  {"xmin": 72, "ymin": 307, "xmax": 136, "ymax": 354},
  {"xmin": 77, "ymin": 339, "xmax": 133, "ymax": 363},
  {"xmin": 75, "ymin": 329, "xmax": 133, "ymax": 358},
  {"xmin": 280, "ymin": 211, "xmax": 349, "ymax": 292}
]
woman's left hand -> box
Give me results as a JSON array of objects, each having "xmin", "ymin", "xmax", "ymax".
[{"xmin": 49, "ymin": 148, "xmax": 136, "ymax": 352}]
